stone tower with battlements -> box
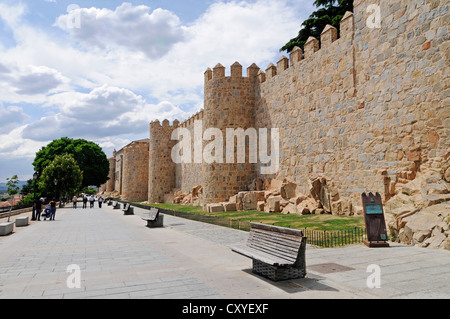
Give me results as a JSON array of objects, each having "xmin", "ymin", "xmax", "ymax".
[
  {"xmin": 148, "ymin": 119, "xmax": 179, "ymax": 203},
  {"xmin": 101, "ymin": 0, "xmax": 449, "ymax": 210},
  {"xmin": 201, "ymin": 62, "xmax": 261, "ymax": 204}
]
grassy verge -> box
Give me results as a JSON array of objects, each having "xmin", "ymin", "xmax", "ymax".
[{"xmin": 137, "ymin": 202, "xmax": 365, "ymax": 232}]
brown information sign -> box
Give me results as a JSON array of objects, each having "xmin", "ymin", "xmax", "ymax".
[{"xmin": 361, "ymin": 192, "xmax": 389, "ymax": 248}]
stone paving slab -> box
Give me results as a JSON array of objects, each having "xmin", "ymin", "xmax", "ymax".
[{"xmin": 0, "ymin": 203, "xmax": 449, "ymax": 300}]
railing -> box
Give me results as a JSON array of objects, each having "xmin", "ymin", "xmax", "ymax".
[
  {"xmin": 129, "ymin": 202, "xmax": 251, "ymax": 231},
  {"xmin": 127, "ymin": 202, "xmax": 367, "ymax": 248},
  {"xmin": 0, "ymin": 202, "xmax": 33, "ymax": 214},
  {"xmin": 302, "ymin": 227, "xmax": 367, "ymax": 248}
]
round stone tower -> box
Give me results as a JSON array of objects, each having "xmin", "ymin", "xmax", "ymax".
[
  {"xmin": 202, "ymin": 62, "xmax": 260, "ymax": 204},
  {"xmin": 148, "ymin": 119, "xmax": 179, "ymax": 203}
]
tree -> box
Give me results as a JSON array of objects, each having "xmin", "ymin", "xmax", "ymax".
[
  {"xmin": 280, "ymin": 0, "xmax": 353, "ymax": 53},
  {"xmin": 40, "ymin": 154, "xmax": 83, "ymax": 200},
  {"xmin": 20, "ymin": 179, "xmax": 33, "ymax": 195},
  {"xmin": 6, "ymin": 175, "xmax": 20, "ymax": 222},
  {"xmin": 33, "ymin": 137, "xmax": 109, "ymax": 188}
]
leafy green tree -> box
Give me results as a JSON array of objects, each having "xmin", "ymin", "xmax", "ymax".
[
  {"xmin": 40, "ymin": 154, "xmax": 83, "ymax": 200},
  {"xmin": 6, "ymin": 175, "xmax": 20, "ymax": 222},
  {"xmin": 20, "ymin": 179, "xmax": 33, "ymax": 195},
  {"xmin": 33, "ymin": 137, "xmax": 109, "ymax": 188},
  {"xmin": 280, "ymin": 0, "xmax": 353, "ymax": 53},
  {"xmin": 6, "ymin": 175, "xmax": 20, "ymax": 197}
]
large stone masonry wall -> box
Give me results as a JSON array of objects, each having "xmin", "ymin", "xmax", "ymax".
[
  {"xmin": 201, "ymin": 62, "xmax": 260, "ymax": 204},
  {"xmin": 353, "ymin": 0, "xmax": 449, "ymax": 198},
  {"xmin": 176, "ymin": 110, "xmax": 204, "ymax": 194},
  {"xmin": 256, "ymin": 12, "xmax": 356, "ymax": 196},
  {"xmin": 252, "ymin": 0, "xmax": 448, "ymax": 206},
  {"xmin": 148, "ymin": 119, "xmax": 179, "ymax": 203},
  {"xmin": 121, "ymin": 139, "xmax": 149, "ymax": 202},
  {"xmin": 114, "ymin": 149, "xmax": 124, "ymax": 195},
  {"xmin": 101, "ymin": 0, "xmax": 448, "ymax": 209},
  {"xmin": 106, "ymin": 157, "xmax": 115, "ymax": 193}
]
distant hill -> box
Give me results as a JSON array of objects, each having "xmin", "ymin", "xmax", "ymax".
[{"xmin": 0, "ymin": 181, "xmax": 27, "ymax": 192}]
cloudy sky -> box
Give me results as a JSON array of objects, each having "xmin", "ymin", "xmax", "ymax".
[{"xmin": 0, "ymin": 0, "xmax": 312, "ymax": 183}]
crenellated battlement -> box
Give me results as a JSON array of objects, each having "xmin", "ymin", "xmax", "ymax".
[
  {"xmin": 150, "ymin": 119, "xmax": 180, "ymax": 130},
  {"xmin": 104, "ymin": 0, "xmax": 449, "ymax": 213},
  {"xmin": 257, "ymin": 11, "xmax": 354, "ymax": 84},
  {"xmin": 179, "ymin": 109, "xmax": 204, "ymax": 128},
  {"xmin": 204, "ymin": 62, "xmax": 261, "ymax": 82}
]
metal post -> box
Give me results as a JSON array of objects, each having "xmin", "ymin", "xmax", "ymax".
[{"xmin": 31, "ymin": 172, "xmax": 38, "ymax": 221}]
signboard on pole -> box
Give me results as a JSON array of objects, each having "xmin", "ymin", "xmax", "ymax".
[{"xmin": 361, "ymin": 192, "xmax": 389, "ymax": 248}]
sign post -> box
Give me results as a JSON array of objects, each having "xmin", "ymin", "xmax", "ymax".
[{"xmin": 361, "ymin": 192, "xmax": 389, "ymax": 248}]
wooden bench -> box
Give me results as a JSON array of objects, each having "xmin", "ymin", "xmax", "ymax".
[
  {"xmin": 142, "ymin": 207, "xmax": 164, "ymax": 228},
  {"xmin": 122, "ymin": 203, "xmax": 134, "ymax": 215},
  {"xmin": 231, "ymin": 222, "xmax": 307, "ymax": 281}
]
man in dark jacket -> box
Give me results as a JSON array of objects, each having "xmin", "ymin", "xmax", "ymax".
[{"xmin": 34, "ymin": 197, "xmax": 44, "ymax": 221}]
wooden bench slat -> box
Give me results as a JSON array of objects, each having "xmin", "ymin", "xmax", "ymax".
[
  {"xmin": 250, "ymin": 222, "xmax": 304, "ymax": 236},
  {"xmin": 232, "ymin": 245, "xmax": 294, "ymax": 267},
  {"xmin": 248, "ymin": 240, "xmax": 299, "ymax": 261},
  {"xmin": 142, "ymin": 208, "xmax": 160, "ymax": 222},
  {"xmin": 249, "ymin": 230, "xmax": 303, "ymax": 256},
  {"xmin": 249, "ymin": 230, "xmax": 303, "ymax": 249},
  {"xmin": 247, "ymin": 243, "xmax": 298, "ymax": 263},
  {"xmin": 231, "ymin": 222, "xmax": 307, "ymax": 281},
  {"xmin": 248, "ymin": 236, "xmax": 301, "ymax": 254},
  {"xmin": 251, "ymin": 228, "xmax": 303, "ymax": 243}
]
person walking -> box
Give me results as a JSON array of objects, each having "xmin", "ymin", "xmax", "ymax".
[
  {"xmin": 98, "ymin": 196, "xmax": 103, "ymax": 208},
  {"xmin": 49, "ymin": 198, "xmax": 57, "ymax": 220},
  {"xmin": 89, "ymin": 195, "xmax": 95, "ymax": 208},
  {"xmin": 72, "ymin": 195, "xmax": 78, "ymax": 209},
  {"xmin": 34, "ymin": 197, "xmax": 43, "ymax": 221},
  {"xmin": 82, "ymin": 195, "xmax": 88, "ymax": 209}
]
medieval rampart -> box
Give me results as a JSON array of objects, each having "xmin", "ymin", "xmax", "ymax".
[{"xmin": 102, "ymin": 0, "xmax": 449, "ymax": 209}]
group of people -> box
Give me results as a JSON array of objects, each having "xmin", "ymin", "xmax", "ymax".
[
  {"xmin": 71, "ymin": 195, "xmax": 104, "ymax": 209},
  {"xmin": 33, "ymin": 197, "xmax": 57, "ymax": 221},
  {"xmin": 32, "ymin": 194, "xmax": 104, "ymax": 221}
]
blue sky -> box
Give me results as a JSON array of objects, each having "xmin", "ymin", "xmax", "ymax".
[{"xmin": 0, "ymin": 0, "xmax": 313, "ymax": 183}]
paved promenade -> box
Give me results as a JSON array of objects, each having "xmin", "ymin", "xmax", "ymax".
[{"xmin": 0, "ymin": 203, "xmax": 449, "ymax": 299}]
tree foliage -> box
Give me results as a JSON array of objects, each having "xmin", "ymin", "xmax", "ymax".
[
  {"xmin": 6, "ymin": 175, "xmax": 20, "ymax": 221},
  {"xmin": 33, "ymin": 137, "xmax": 109, "ymax": 188},
  {"xmin": 40, "ymin": 154, "xmax": 83, "ymax": 198},
  {"xmin": 20, "ymin": 179, "xmax": 34, "ymax": 195},
  {"xmin": 280, "ymin": 0, "xmax": 353, "ymax": 53},
  {"xmin": 6, "ymin": 175, "xmax": 20, "ymax": 197}
]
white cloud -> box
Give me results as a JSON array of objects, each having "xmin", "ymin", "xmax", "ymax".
[
  {"xmin": 0, "ymin": 0, "xmax": 308, "ymax": 181},
  {"xmin": 0, "ymin": 125, "xmax": 47, "ymax": 159},
  {"xmin": 13, "ymin": 65, "xmax": 67, "ymax": 95},
  {"xmin": 54, "ymin": 3, "xmax": 186, "ymax": 59},
  {"xmin": 0, "ymin": 61, "xmax": 69, "ymax": 106},
  {"xmin": 22, "ymin": 85, "xmax": 189, "ymax": 141},
  {"xmin": 0, "ymin": 2, "xmax": 26, "ymax": 27},
  {"xmin": 55, "ymin": 85, "xmax": 146, "ymax": 121},
  {"xmin": 0, "ymin": 104, "xmax": 30, "ymax": 134}
]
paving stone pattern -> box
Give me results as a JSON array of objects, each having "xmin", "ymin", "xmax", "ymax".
[{"xmin": 0, "ymin": 204, "xmax": 449, "ymax": 299}]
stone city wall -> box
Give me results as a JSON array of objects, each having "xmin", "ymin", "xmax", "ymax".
[
  {"xmin": 121, "ymin": 139, "xmax": 149, "ymax": 202},
  {"xmin": 176, "ymin": 110, "xmax": 204, "ymax": 194},
  {"xmin": 101, "ymin": 0, "xmax": 448, "ymax": 210}
]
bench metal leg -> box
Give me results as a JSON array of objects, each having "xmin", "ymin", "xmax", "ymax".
[
  {"xmin": 124, "ymin": 207, "xmax": 134, "ymax": 215},
  {"xmin": 146, "ymin": 215, "xmax": 164, "ymax": 228},
  {"xmin": 252, "ymin": 260, "xmax": 306, "ymax": 281}
]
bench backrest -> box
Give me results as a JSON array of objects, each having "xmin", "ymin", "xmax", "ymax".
[
  {"xmin": 148, "ymin": 207, "xmax": 159, "ymax": 220},
  {"xmin": 247, "ymin": 222, "xmax": 306, "ymax": 266},
  {"xmin": 123, "ymin": 203, "xmax": 130, "ymax": 210}
]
